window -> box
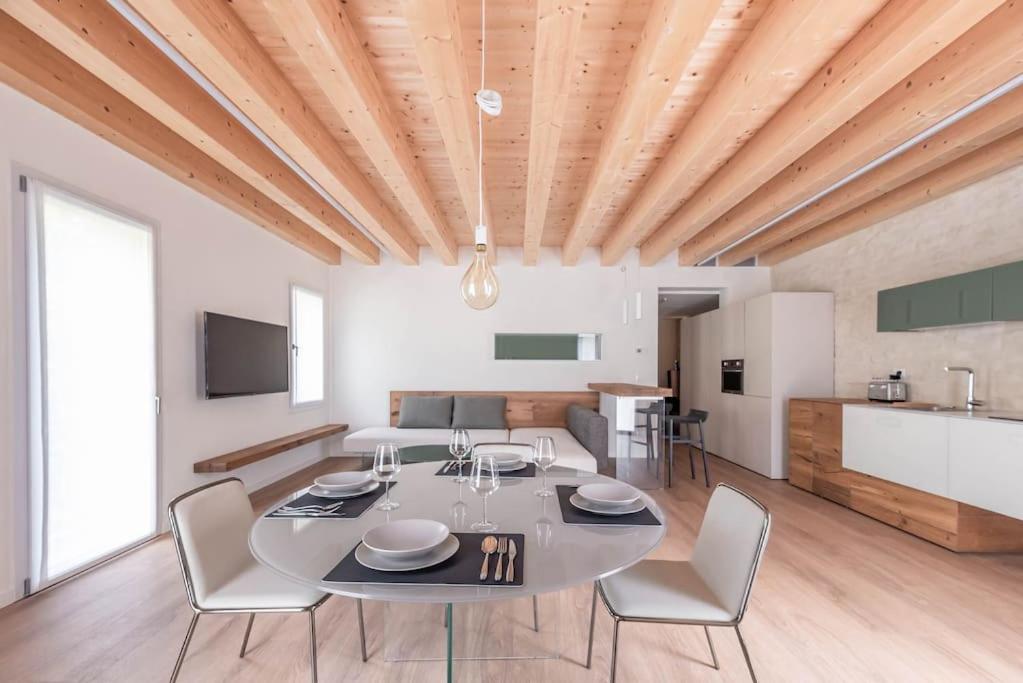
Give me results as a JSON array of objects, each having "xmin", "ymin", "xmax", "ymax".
[
  {"xmin": 494, "ymin": 333, "xmax": 602, "ymax": 360},
  {"xmin": 290, "ymin": 285, "xmax": 325, "ymax": 406}
]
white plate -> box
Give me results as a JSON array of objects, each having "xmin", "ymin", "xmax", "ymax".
[
  {"xmin": 313, "ymin": 471, "xmax": 374, "ymax": 491},
  {"xmin": 484, "ymin": 460, "xmax": 528, "ymax": 473},
  {"xmin": 308, "ymin": 481, "xmax": 379, "ymax": 499},
  {"xmin": 355, "ymin": 534, "xmax": 460, "ymax": 572},
  {"xmin": 577, "ymin": 482, "xmax": 641, "ymax": 506},
  {"xmin": 362, "ymin": 519, "xmax": 450, "ymax": 558},
  {"xmin": 475, "ymin": 452, "xmax": 523, "ymax": 467},
  {"xmin": 570, "ymin": 493, "xmax": 646, "ymax": 516}
]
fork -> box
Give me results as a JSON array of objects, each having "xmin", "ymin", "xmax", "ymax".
[
  {"xmin": 280, "ymin": 501, "xmax": 344, "ymax": 513},
  {"xmin": 494, "ymin": 537, "xmax": 508, "ymax": 581}
]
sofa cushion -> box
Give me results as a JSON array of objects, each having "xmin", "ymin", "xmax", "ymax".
[
  {"xmin": 343, "ymin": 427, "xmax": 509, "ymax": 453},
  {"xmin": 452, "ymin": 396, "xmax": 508, "ymax": 430},
  {"xmin": 397, "ymin": 396, "xmax": 453, "ymax": 428},
  {"xmin": 566, "ymin": 404, "xmax": 609, "ymax": 470},
  {"xmin": 509, "ymin": 427, "xmax": 597, "ymax": 473}
]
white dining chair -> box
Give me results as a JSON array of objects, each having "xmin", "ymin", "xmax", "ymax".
[
  {"xmin": 167, "ymin": 478, "xmax": 368, "ymax": 682},
  {"xmin": 586, "ymin": 483, "xmax": 771, "ymax": 682},
  {"xmin": 471, "ymin": 441, "xmax": 540, "ymax": 631}
]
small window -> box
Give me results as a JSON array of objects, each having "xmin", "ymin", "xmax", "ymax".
[
  {"xmin": 494, "ymin": 333, "xmax": 602, "ymax": 360},
  {"xmin": 290, "ymin": 285, "xmax": 325, "ymax": 406}
]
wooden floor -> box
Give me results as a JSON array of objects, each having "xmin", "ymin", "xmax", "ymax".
[{"xmin": 2, "ymin": 454, "xmax": 1022, "ymax": 682}]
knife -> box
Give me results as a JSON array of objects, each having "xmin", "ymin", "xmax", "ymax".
[{"xmin": 506, "ymin": 539, "xmax": 517, "ymax": 582}]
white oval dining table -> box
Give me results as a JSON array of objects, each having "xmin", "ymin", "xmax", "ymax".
[{"xmin": 250, "ymin": 461, "xmax": 666, "ymax": 680}]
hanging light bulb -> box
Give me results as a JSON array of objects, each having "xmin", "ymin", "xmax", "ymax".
[
  {"xmin": 461, "ymin": 0, "xmax": 499, "ymax": 310},
  {"xmin": 461, "ymin": 225, "xmax": 499, "ymax": 309}
]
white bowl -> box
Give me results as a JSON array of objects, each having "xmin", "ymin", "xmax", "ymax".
[
  {"xmin": 362, "ymin": 519, "xmax": 450, "ymax": 559},
  {"xmin": 577, "ymin": 483, "xmax": 641, "ymax": 506},
  {"xmin": 475, "ymin": 452, "xmax": 522, "ymax": 467},
  {"xmin": 313, "ymin": 471, "xmax": 374, "ymax": 491}
]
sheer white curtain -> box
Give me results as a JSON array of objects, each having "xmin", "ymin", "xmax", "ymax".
[{"xmin": 26, "ymin": 180, "xmax": 158, "ymax": 590}]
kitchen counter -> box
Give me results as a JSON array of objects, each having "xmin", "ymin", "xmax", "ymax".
[
  {"xmin": 867, "ymin": 403, "xmax": 1023, "ymax": 423},
  {"xmin": 587, "ymin": 383, "xmax": 673, "ymax": 397}
]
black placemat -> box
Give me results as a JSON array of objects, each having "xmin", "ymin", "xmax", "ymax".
[
  {"xmin": 434, "ymin": 462, "xmax": 537, "ymax": 478},
  {"xmin": 555, "ymin": 485, "xmax": 661, "ymax": 526},
  {"xmin": 266, "ymin": 483, "xmax": 396, "ymax": 519},
  {"xmin": 324, "ymin": 532, "xmax": 524, "ymax": 587}
]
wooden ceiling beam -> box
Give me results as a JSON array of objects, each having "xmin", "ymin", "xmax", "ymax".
[
  {"xmin": 718, "ymin": 87, "xmax": 1023, "ymax": 266},
  {"xmin": 124, "ymin": 0, "xmax": 420, "ymax": 265},
  {"xmin": 263, "ymin": 0, "xmax": 458, "ymax": 265},
  {"xmin": 599, "ymin": 0, "xmax": 885, "ymax": 267},
  {"xmin": 685, "ymin": 0, "xmax": 1023, "ymax": 266},
  {"xmin": 523, "ymin": 0, "xmax": 583, "ymax": 265},
  {"xmin": 0, "ymin": 14, "xmax": 340, "ymax": 264},
  {"xmin": 403, "ymin": 0, "xmax": 494, "ymax": 256},
  {"xmin": 759, "ymin": 130, "xmax": 1023, "ymax": 266},
  {"xmin": 3, "ymin": 0, "xmax": 378, "ymax": 263},
  {"xmin": 636, "ymin": 0, "xmax": 1006, "ymax": 266},
  {"xmin": 559, "ymin": 0, "xmax": 720, "ymax": 265}
]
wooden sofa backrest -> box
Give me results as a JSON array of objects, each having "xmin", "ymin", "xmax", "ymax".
[{"xmin": 389, "ymin": 391, "xmax": 599, "ymax": 428}]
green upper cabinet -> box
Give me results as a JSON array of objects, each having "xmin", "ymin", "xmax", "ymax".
[
  {"xmin": 876, "ymin": 262, "xmax": 1018, "ymax": 331},
  {"xmin": 993, "ymin": 261, "xmax": 1023, "ymax": 321}
]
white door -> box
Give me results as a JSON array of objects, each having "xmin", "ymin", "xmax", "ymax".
[{"xmin": 24, "ymin": 179, "xmax": 159, "ymax": 591}]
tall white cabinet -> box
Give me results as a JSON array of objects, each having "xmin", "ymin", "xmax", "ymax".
[{"xmin": 683, "ymin": 292, "xmax": 834, "ymax": 478}]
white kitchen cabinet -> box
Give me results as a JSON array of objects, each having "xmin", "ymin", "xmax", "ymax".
[
  {"xmin": 743, "ymin": 295, "xmax": 772, "ymax": 397},
  {"xmin": 843, "ymin": 406, "xmax": 950, "ymax": 497},
  {"xmin": 720, "ymin": 304, "xmax": 745, "ymax": 360},
  {"xmin": 949, "ymin": 419, "xmax": 1023, "ymax": 520}
]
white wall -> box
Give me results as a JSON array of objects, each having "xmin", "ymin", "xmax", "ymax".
[
  {"xmin": 330, "ymin": 250, "xmax": 769, "ymax": 431},
  {"xmin": 773, "ymin": 165, "xmax": 1023, "ymax": 409},
  {"xmin": 0, "ymin": 85, "xmax": 332, "ymax": 607}
]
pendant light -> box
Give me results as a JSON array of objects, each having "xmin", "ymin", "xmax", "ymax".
[{"xmin": 460, "ymin": 0, "xmax": 499, "ymax": 310}]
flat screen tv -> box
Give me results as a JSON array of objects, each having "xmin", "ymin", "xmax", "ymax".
[{"xmin": 203, "ymin": 312, "xmax": 289, "ymax": 399}]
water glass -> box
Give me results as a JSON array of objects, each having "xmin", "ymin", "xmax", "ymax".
[
  {"xmin": 533, "ymin": 435, "xmax": 557, "ymax": 497},
  {"xmin": 449, "ymin": 428, "xmax": 472, "ymax": 483},
  {"xmin": 373, "ymin": 443, "xmax": 401, "ymax": 511},
  {"xmin": 469, "ymin": 455, "xmax": 500, "ymax": 532}
]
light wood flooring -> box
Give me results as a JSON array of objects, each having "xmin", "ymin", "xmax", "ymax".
[{"xmin": 2, "ymin": 454, "xmax": 1022, "ymax": 682}]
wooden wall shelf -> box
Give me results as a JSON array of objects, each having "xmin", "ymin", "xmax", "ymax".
[{"xmin": 193, "ymin": 424, "xmax": 348, "ymax": 473}]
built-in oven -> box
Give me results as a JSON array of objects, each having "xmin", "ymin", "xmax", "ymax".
[{"xmin": 721, "ymin": 359, "xmax": 744, "ymax": 395}]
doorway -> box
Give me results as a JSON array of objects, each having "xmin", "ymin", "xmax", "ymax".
[{"xmin": 657, "ymin": 288, "xmax": 720, "ymax": 418}]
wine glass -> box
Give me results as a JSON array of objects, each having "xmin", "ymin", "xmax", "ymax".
[
  {"xmin": 469, "ymin": 455, "xmax": 500, "ymax": 532},
  {"xmin": 449, "ymin": 428, "xmax": 472, "ymax": 483},
  {"xmin": 373, "ymin": 443, "xmax": 401, "ymax": 511},
  {"xmin": 533, "ymin": 436, "xmax": 557, "ymax": 497}
]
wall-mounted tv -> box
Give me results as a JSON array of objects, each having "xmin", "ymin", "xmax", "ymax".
[{"xmin": 203, "ymin": 312, "xmax": 289, "ymax": 399}]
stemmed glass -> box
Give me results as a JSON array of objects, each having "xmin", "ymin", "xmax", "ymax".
[
  {"xmin": 449, "ymin": 428, "xmax": 472, "ymax": 483},
  {"xmin": 469, "ymin": 455, "xmax": 500, "ymax": 532},
  {"xmin": 373, "ymin": 443, "xmax": 401, "ymax": 511},
  {"xmin": 534, "ymin": 435, "xmax": 557, "ymax": 497}
]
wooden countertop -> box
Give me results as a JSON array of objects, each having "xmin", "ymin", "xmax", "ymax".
[
  {"xmin": 588, "ymin": 383, "xmax": 673, "ymax": 397},
  {"xmin": 790, "ymin": 397, "xmax": 870, "ymax": 405}
]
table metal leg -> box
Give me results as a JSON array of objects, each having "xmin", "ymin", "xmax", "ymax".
[{"xmin": 446, "ymin": 603, "xmax": 453, "ymax": 683}]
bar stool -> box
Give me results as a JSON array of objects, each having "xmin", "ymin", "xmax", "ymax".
[
  {"xmin": 664, "ymin": 409, "xmax": 710, "ymax": 488},
  {"xmin": 633, "ymin": 401, "xmax": 665, "ymax": 462}
]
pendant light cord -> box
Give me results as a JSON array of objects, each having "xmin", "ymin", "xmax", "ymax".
[{"xmin": 477, "ymin": 0, "xmax": 485, "ymax": 233}]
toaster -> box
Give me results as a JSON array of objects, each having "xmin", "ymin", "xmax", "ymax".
[{"xmin": 868, "ymin": 380, "xmax": 908, "ymax": 402}]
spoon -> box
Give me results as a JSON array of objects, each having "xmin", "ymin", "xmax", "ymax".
[{"xmin": 479, "ymin": 535, "xmax": 498, "ymax": 581}]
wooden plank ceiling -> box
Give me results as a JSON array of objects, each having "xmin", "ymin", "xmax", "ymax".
[{"xmin": 1, "ymin": 0, "xmax": 1020, "ymax": 266}]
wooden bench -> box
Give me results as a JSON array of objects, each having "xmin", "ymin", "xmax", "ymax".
[{"xmin": 193, "ymin": 424, "xmax": 348, "ymax": 473}]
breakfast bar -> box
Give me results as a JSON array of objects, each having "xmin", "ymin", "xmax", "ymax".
[{"xmin": 588, "ymin": 383, "xmax": 673, "ymax": 488}]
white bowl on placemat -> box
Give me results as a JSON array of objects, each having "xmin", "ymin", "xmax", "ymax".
[
  {"xmin": 314, "ymin": 471, "xmax": 374, "ymax": 491},
  {"xmin": 577, "ymin": 483, "xmax": 641, "ymax": 506},
  {"xmin": 356, "ymin": 534, "xmax": 460, "ymax": 572},
  {"xmin": 570, "ymin": 493, "xmax": 646, "ymax": 516},
  {"xmin": 362, "ymin": 519, "xmax": 450, "ymax": 559},
  {"xmin": 309, "ymin": 481, "xmax": 378, "ymax": 499},
  {"xmin": 475, "ymin": 452, "xmax": 522, "ymax": 468}
]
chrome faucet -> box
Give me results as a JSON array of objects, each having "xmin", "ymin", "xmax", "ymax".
[{"xmin": 945, "ymin": 366, "xmax": 984, "ymax": 411}]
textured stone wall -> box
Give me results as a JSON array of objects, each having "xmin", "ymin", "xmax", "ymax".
[{"xmin": 772, "ymin": 164, "xmax": 1023, "ymax": 410}]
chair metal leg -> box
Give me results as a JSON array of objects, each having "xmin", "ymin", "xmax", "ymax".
[
  {"xmin": 170, "ymin": 613, "xmax": 199, "ymax": 683},
  {"xmin": 609, "ymin": 618, "xmax": 621, "ymax": 683},
  {"xmin": 735, "ymin": 625, "xmax": 757, "ymax": 683},
  {"xmin": 532, "ymin": 595, "xmax": 540, "ymax": 632},
  {"xmin": 239, "ymin": 613, "xmax": 255, "ymax": 658},
  {"xmin": 687, "ymin": 424, "xmax": 696, "ymax": 480},
  {"xmin": 586, "ymin": 583, "xmax": 597, "ymax": 668},
  {"xmin": 704, "ymin": 626, "xmax": 719, "ymax": 670},
  {"xmin": 699, "ymin": 422, "xmax": 710, "ymax": 487},
  {"xmin": 357, "ymin": 599, "xmax": 368, "ymax": 662},
  {"xmin": 667, "ymin": 430, "xmax": 674, "ymax": 488},
  {"xmin": 308, "ymin": 610, "xmax": 319, "ymax": 683}
]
